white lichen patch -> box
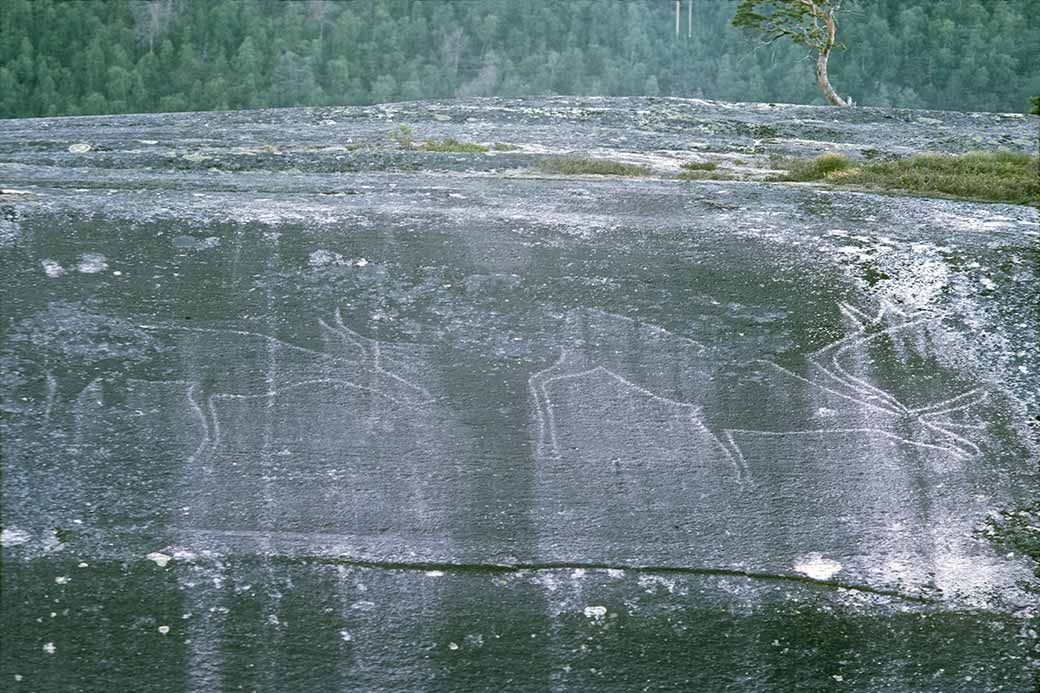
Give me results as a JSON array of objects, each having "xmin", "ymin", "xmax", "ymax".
[
  {"xmin": 42, "ymin": 530, "xmax": 64, "ymax": 553},
  {"xmin": 885, "ymin": 257, "xmax": 950, "ymax": 309},
  {"xmin": 170, "ymin": 547, "xmax": 197, "ymax": 562},
  {"xmin": 1, "ymin": 527, "xmax": 31, "ymax": 546},
  {"xmin": 929, "ymin": 553, "xmax": 1016, "ymax": 606},
  {"xmin": 41, "ymin": 259, "xmax": 65, "ymax": 278},
  {"xmin": 146, "ymin": 552, "xmax": 172, "ymax": 567},
  {"xmin": 794, "ymin": 554, "xmax": 843, "ymax": 580},
  {"xmin": 582, "ymin": 605, "xmax": 608, "ymax": 622},
  {"xmin": 308, "ymin": 248, "xmax": 346, "ymax": 267},
  {"xmin": 534, "ymin": 572, "xmax": 559, "ymax": 593},
  {"xmin": 637, "ymin": 575, "xmax": 677, "ymax": 594},
  {"xmin": 76, "ymin": 253, "xmax": 109, "ymax": 274}
]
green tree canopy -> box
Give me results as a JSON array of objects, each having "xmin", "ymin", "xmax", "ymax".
[{"xmin": 2, "ymin": 0, "xmax": 1038, "ymax": 118}]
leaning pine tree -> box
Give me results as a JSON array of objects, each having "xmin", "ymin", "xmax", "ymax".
[{"xmin": 733, "ymin": 0, "xmax": 849, "ymax": 107}]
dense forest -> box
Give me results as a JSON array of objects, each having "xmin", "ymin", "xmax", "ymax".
[{"xmin": 2, "ymin": 0, "xmax": 1039, "ymax": 119}]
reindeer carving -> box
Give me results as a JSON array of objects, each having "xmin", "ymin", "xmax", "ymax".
[
  {"xmin": 530, "ymin": 303, "xmax": 991, "ymax": 479},
  {"xmin": 4, "ymin": 303, "xmax": 434, "ymax": 468},
  {"xmin": 769, "ymin": 301, "xmax": 989, "ymax": 460},
  {"xmin": 529, "ymin": 308, "xmax": 717, "ymax": 460},
  {"xmin": 131, "ymin": 308, "xmax": 434, "ymax": 468},
  {"xmin": 527, "ymin": 304, "xmax": 1005, "ymax": 586}
]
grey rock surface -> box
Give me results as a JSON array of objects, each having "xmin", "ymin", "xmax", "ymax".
[{"xmin": 2, "ymin": 97, "xmax": 1038, "ymax": 691}]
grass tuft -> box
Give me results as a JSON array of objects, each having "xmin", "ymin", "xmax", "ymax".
[
  {"xmin": 772, "ymin": 150, "xmax": 1038, "ymax": 206},
  {"xmin": 537, "ymin": 157, "xmax": 650, "ymax": 177},
  {"xmin": 420, "ymin": 138, "xmax": 489, "ymax": 153},
  {"xmin": 492, "ymin": 142, "xmax": 520, "ymax": 151},
  {"xmin": 681, "ymin": 161, "xmax": 718, "ymax": 171},
  {"xmin": 776, "ymin": 152, "xmax": 853, "ymax": 181},
  {"xmin": 389, "ymin": 124, "xmax": 414, "ymax": 149}
]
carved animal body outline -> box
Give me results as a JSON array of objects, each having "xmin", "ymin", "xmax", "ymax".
[
  {"xmin": 529, "ymin": 303, "xmax": 990, "ymax": 484},
  {"xmin": 528, "ymin": 307, "xmax": 747, "ymax": 481},
  {"xmin": 128, "ymin": 308, "xmax": 435, "ymax": 469}
]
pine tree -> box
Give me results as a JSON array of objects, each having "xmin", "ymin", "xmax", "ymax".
[{"xmin": 732, "ymin": 0, "xmax": 849, "ymax": 106}]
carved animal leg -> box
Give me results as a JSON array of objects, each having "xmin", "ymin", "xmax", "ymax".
[{"xmin": 330, "ymin": 307, "xmax": 434, "ymax": 404}]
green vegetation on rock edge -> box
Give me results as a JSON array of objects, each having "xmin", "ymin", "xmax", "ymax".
[
  {"xmin": 681, "ymin": 161, "xmax": 719, "ymax": 172},
  {"xmin": 421, "ymin": 139, "xmax": 490, "ymax": 153},
  {"xmin": 537, "ymin": 158, "xmax": 651, "ymax": 177},
  {"xmin": 774, "ymin": 151, "xmax": 1040, "ymax": 206}
]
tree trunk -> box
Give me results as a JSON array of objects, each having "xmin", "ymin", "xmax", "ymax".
[
  {"xmin": 816, "ymin": 49, "xmax": 848, "ymax": 107},
  {"xmin": 806, "ymin": 1, "xmax": 849, "ymax": 107}
]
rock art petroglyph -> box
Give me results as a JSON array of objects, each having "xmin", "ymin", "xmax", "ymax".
[
  {"xmin": 89, "ymin": 310, "xmax": 431, "ymax": 477},
  {"xmin": 529, "ymin": 303, "xmax": 1012, "ymax": 594},
  {"xmin": 529, "ymin": 308, "xmax": 716, "ymax": 461},
  {"xmin": 126, "ymin": 312, "xmax": 450, "ymax": 545},
  {"xmin": 725, "ymin": 301, "xmax": 993, "ymax": 464},
  {"xmin": 3, "ymin": 302, "xmax": 448, "ymax": 549}
]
